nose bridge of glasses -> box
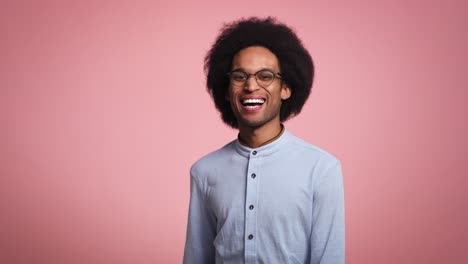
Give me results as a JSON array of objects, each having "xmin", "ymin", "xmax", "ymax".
[
  {"xmin": 244, "ymin": 73, "xmax": 259, "ymax": 87},
  {"xmin": 246, "ymin": 73, "xmax": 256, "ymax": 81}
]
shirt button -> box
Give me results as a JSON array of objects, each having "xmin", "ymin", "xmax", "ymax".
[
  {"xmin": 251, "ymin": 173, "xmax": 256, "ymax": 179},
  {"xmin": 252, "ymin": 150, "xmax": 257, "ymax": 155},
  {"xmin": 249, "ymin": 205, "xmax": 254, "ymax": 210},
  {"xmin": 248, "ymin": 234, "xmax": 254, "ymax": 240}
]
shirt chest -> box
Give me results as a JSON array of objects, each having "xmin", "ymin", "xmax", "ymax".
[{"xmin": 206, "ymin": 155, "xmax": 315, "ymax": 232}]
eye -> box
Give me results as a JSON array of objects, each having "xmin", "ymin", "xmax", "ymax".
[
  {"xmin": 256, "ymin": 71, "xmax": 274, "ymax": 81},
  {"xmin": 231, "ymin": 72, "xmax": 247, "ymax": 81}
]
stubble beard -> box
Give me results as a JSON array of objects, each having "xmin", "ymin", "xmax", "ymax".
[{"xmin": 235, "ymin": 107, "xmax": 281, "ymax": 130}]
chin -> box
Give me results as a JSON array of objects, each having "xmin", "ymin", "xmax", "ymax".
[
  {"xmin": 233, "ymin": 109, "xmax": 280, "ymax": 129},
  {"xmin": 239, "ymin": 120, "xmax": 265, "ymax": 129},
  {"xmin": 237, "ymin": 116, "xmax": 275, "ymax": 129}
]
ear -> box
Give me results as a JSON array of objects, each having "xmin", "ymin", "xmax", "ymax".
[{"xmin": 281, "ymin": 84, "xmax": 291, "ymax": 100}]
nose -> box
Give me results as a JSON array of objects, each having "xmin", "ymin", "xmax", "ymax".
[{"xmin": 243, "ymin": 74, "xmax": 260, "ymax": 92}]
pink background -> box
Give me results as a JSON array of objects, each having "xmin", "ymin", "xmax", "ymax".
[{"xmin": 1, "ymin": 0, "xmax": 467, "ymax": 263}]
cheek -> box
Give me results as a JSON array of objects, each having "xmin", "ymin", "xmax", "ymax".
[
  {"xmin": 272, "ymin": 89, "xmax": 284, "ymax": 102},
  {"xmin": 227, "ymin": 90, "xmax": 238, "ymax": 108},
  {"xmin": 228, "ymin": 87, "xmax": 241, "ymax": 101}
]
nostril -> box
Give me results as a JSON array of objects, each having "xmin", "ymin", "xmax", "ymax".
[{"xmin": 244, "ymin": 79, "xmax": 260, "ymax": 90}]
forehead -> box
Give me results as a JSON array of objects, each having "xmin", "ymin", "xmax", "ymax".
[{"xmin": 231, "ymin": 46, "xmax": 280, "ymax": 71}]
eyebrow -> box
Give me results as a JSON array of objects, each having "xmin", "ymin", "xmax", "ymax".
[{"xmin": 231, "ymin": 67, "xmax": 277, "ymax": 73}]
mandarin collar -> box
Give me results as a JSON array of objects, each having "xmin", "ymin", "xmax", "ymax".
[{"xmin": 234, "ymin": 128, "xmax": 291, "ymax": 158}]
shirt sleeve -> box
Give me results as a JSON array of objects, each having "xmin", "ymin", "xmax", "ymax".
[
  {"xmin": 310, "ymin": 161, "xmax": 345, "ymax": 264},
  {"xmin": 183, "ymin": 172, "xmax": 217, "ymax": 264}
]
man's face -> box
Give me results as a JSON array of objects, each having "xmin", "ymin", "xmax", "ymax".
[{"xmin": 227, "ymin": 46, "xmax": 291, "ymax": 129}]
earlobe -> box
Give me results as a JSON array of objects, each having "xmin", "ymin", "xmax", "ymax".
[{"xmin": 281, "ymin": 85, "xmax": 291, "ymax": 100}]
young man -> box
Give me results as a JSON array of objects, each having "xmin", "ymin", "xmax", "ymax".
[{"xmin": 183, "ymin": 17, "xmax": 345, "ymax": 264}]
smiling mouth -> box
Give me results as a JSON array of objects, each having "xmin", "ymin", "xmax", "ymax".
[{"xmin": 241, "ymin": 98, "xmax": 265, "ymax": 108}]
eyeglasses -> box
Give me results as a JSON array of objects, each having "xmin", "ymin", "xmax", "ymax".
[{"xmin": 227, "ymin": 69, "xmax": 282, "ymax": 88}]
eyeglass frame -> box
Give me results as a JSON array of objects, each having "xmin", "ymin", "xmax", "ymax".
[{"xmin": 227, "ymin": 69, "xmax": 282, "ymax": 88}]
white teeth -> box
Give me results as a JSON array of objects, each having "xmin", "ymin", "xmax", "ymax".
[{"xmin": 242, "ymin": 98, "xmax": 265, "ymax": 104}]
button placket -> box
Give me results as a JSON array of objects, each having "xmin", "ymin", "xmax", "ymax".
[{"xmin": 244, "ymin": 150, "xmax": 259, "ymax": 262}]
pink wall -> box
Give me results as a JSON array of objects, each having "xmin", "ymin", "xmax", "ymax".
[{"xmin": 1, "ymin": 0, "xmax": 467, "ymax": 263}]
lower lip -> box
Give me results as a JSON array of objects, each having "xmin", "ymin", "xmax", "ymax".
[{"xmin": 241, "ymin": 103, "xmax": 264, "ymax": 113}]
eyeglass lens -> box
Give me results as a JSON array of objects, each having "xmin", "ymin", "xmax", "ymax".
[{"xmin": 230, "ymin": 70, "xmax": 276, "ymax": 87}]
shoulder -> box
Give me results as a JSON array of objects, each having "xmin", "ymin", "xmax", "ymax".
[
  {"xmin": 190, "ymin": 140, "xmax": 236, "ymax": 180},
  {"xmin": 285, "ymin": 132, "xmax": 343, "ymax": 190},
  {"xmin": 286, "ymin": 131, "xmax": 340, "ymax": 167}
]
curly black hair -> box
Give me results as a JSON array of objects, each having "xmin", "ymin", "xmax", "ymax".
[{"xmin": 204, "ymin": 17, "xmax": 314, "ymax": 128}]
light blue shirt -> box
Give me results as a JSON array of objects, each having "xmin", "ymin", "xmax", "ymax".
[{"xmin": 183, "ymin": 129, "xmax": 345, "ymax": 264}]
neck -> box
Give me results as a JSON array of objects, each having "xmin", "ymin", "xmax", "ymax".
[{"xmin": 238, "ymin": 122, "xmax": 284, "ymax": 148}]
